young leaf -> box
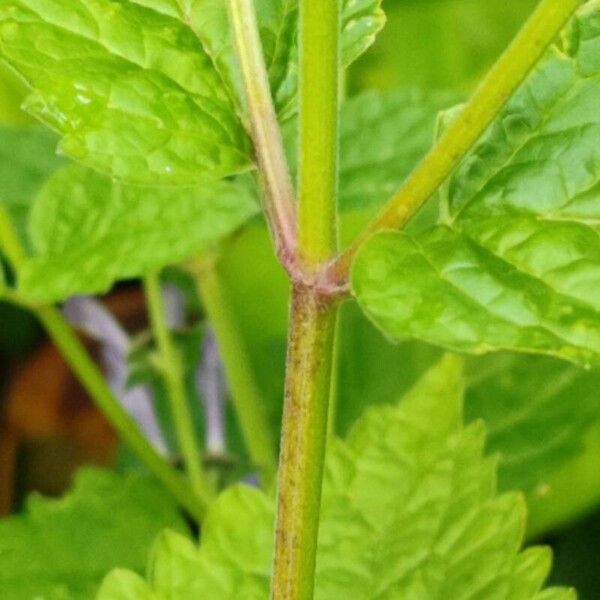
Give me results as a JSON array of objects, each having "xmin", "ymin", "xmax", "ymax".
[
  {"xmin": 353, "ymin": 1, "xmax": 600, "ymax": 365},
  {"xmin": 0, "ymin": 124, "xmax": 65, "ymax": 245},
  {"xmin": 98, "ymin": 357, "xmax": 573, "ymax": 599},
  {"xmin": 18, "ymin": 165, "xmax": 258, "ymax": 302},
  {"xmin": 0, "ymin": 468, "xmax": 189, "ymax": 599}
]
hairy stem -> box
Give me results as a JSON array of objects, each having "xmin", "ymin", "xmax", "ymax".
[
  {"xmin": 193, "ymin": 256, "xmax": 277, "ymax": 479},
  {"xmin": 272, "ymin": 287, "xmax": 338, "ymax": 599},
  {"xmin": 272, "ymin": 0, "xmax": 341, "ymax": 598},
  {"xmin": 228, "ymin": 0, "xmax": 297, "ymax": 267},
  {"xmin": 144, "ymin": 273, "xmax": 214, "ymax": 502},
  {"xmin": 327, "ymin": 0, "xmax": 583, "ymax": 286},
  {"xmin": 0, "ymin": 206, "xmax": 207, "ymax": 519}
]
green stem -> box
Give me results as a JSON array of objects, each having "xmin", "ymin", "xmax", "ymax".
[
  {"xmin": 272, "ymin": 0, "xmax": 341, "ymax": 598},
  {"xmin": 297, "ymin": 0, "xmax": 340, "ymax": 265},
  {"xmin": 328, "ymin": 0, "xmax": 583, "ymax": 285},
  {"xmin": 193, "ymin": 257, "xmax": 277, "ymax": 479},
  {"xmin": 0, "ymin": 206, "xmax": 208, "ymax": 520},
  {"xmin": 228, "ymin": 0, "xmax": 297, "ymax": 266},
  {"xmin": 37, "ymin": 305, "xmax": 209, "ymax": 521},
  {"xmin": 272, "ymin": 287, "xmax": 338, "ymax": 600},
  {"xmin": 144, "ymin": 273, "xmax": 213, "ymax": 501}
]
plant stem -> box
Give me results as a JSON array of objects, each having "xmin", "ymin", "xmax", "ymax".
[
  {"xmin": 272, "ymin": 0, "xmax": 341, "ymax": 598},
  {"xmin": 327, "ymin": 0, "xmax": 583, "ymax": 286},
  {"xmin": 38, "ymin": 305, "xmax": 209, "ymax": 520},
  {"xmin": 228, "ymin": 0, "xmax": 297, "ymax": 268},
  {"xmin": 192, "ymin": 257, "xmax": 277, "ymax": 479},
  {"xmin": 272, "ymin": 286, "xmax": 338, "ymax": 599},
  {"xmin": 297, "ymin": 1, "xmax": 340, "ymax": 265},
  {"xmin": 143, "ymin": 273, "xmax": 214, "ymax": 501},
  {"xmin": 0, "ymin": 206, "xmax": 208, "ymax": 520}
]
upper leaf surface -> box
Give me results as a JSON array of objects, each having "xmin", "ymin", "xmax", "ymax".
[
  {"xmin": 98, "ymin": 357, "xmax": 573, "ymax": 599},
  {"xmin": 353, "ymin": 1, "xmax": 600, "ymax": 364},
  {"xmin": 0, "ymin": 0, "xmax": 384, "ymax": 183},
  {"xmin": 17, "ymin": 165, "xmax": 258, "ymax": 302},
  {"xmin": 0, "ymin": 468, "xmax": 188, "ymax": 599},
  {"xmin": 0, "ymin": 0, "xmax": 251, "ymax": 184}
]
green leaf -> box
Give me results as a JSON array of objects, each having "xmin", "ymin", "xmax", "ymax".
[
  {"xmin": 0, "ymin": 0, "xmax": 384, "ymax": 184},
  {"xmin": 353, "ymin": 1, "xmax": 600, "ymax": 364},
  {"xmin": 0, "ymin": 0, "xmax": 251, "ymax": 185},
  {"xmin": 465, "ymin": 353, "xmax": 600, "ymax": 493},
  {"xmin": 99, "ymin": 357, "xmax": 572, "ymax": 599},
  {"xmin": 0, "ymin": 124, "xmax": 65, "ymax": 245},
  {"xmin": 18, "ymin": 165, "xmax": 258, "ymax": 302},
  {"xmin": 0, "ymin": 468, "xmax": 189, "ymax": 600}
]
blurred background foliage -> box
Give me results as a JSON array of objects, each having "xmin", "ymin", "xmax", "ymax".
[{"xmin": 1, "ymin": 0, "xmax": 599, "ymax": 596}]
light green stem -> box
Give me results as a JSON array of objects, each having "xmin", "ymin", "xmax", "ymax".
[
  {"xmin": 0, "ymin": 205, "xmax": 208, "ymax": 520},
  {"xmin": 193, "ymin": 257, "xmax": 277, "ymax": 479},
  {"xmin": 228, "ymin": 0, "xmax": 296, "ymax": 264},
  {"xmin": 329, "ymin": 0, "xmax": 583, "ymax": 284},
  {"xmin": 144, "ymin": 273, "xmax": 213, "ymax": 501},
  {"xmin": 297, "ymin": 0, "xmax": 340, "ymax": 265},
  {"xmin": 37, "ymin": 305, "xmax": 209, "ymax": 520},
  {"xmin": 271, "ymin": 0, "xmax": 341, "ymax": 598}
]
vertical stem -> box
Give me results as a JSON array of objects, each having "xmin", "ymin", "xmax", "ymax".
[
  {"xmin": 144, "ymin": 273, "xmax": 213, "ymax": 502},
  {"xmin": 297, "ymin": 0, "xmax": 340, "ymax": 265},
  {"xmin": 272, "ymin": 0, "xmax": 341, "ymax": 598},
  {"xmin": 273, "ymin": 287, "xmax": 338, "ymax": 599},
  {"xmin": 228, "ymin": 0, "xmax": 297, "ymax": 266},
  {"xmin": 193, "ymin": 257, "xmax": 277, "ymax": 479}
]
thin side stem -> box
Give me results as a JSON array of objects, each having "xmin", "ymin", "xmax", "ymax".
[
  {"xmin": 144, "ymin": 273, "xmax": 214, "ymax": 502},
  {"xmin": 0, "ymin": 206, "xmax": 208, "ymax": 520},
  {"xmin": 36, "ymin": 306, "xmax": 209, "ymax": 521},
  {"xmin": 327, "ymin": 0, "xmax": 583, "ymax": 286},
  {"xmin": 193, "ymin": 257, "xmax": 277, "ymax": 479},
  {"xmin": 228, "ymin": 0, "xmax": 297, "ymax": 267},
  {"xmin": 272, "ymin": 0, "xmax": 341, "ymax": 598},
  {"xmin": 272, "ymin": 287, "xmax": 338, "ymax": 599}
]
